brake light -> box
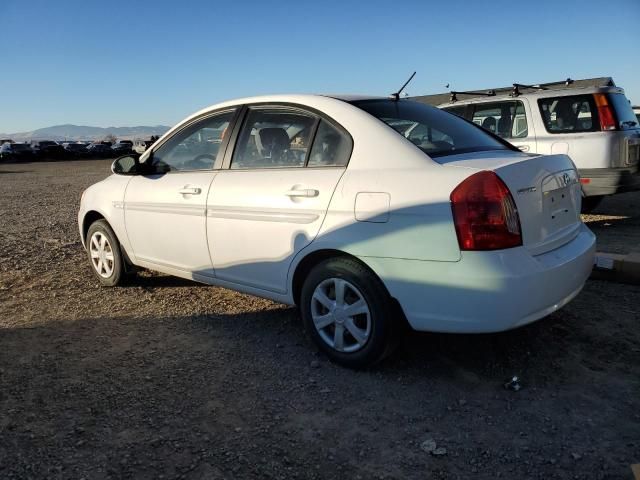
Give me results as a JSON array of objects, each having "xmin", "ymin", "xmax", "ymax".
[
  {"xmin": 450, "ymin": 171, "xmax": 522, "ymax": 251},
  {"xmin": 593, "ymin": 93, "xmax": 617, "ymax": 131}
]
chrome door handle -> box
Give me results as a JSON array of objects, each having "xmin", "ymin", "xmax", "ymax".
[
  {"xmin": 285, "ymin": 188, "xmax": 319, "ymax": 198},
  {"xmin": 178, "ymin": 187, "xmax": 202, "ymax": 195},
  {"xmin": 517, "ymin": 145, "xmax": 530, "ymax": 152}
]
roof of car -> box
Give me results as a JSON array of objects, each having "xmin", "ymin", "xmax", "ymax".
[{"xmin": 411, "ymin": 77, "xmax": 620, "ymax": 107}]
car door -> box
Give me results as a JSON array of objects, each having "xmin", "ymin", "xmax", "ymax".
[
  {"xmin": 124, "ymin": 109, "xmax": 237, "ymax": 277},
  {"xmin": 206, "ymin": 105, "xmax": 352, "ymax": 293},
  {"xmin": 471, "ymin": 100, "xmax": 537, "ymax": 153}
]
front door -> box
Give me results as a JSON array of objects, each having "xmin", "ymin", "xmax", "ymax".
[
  {"xmin": 207, "ymin": 106, "xmax": 352, "ymax": 293},
  {"xmin": 124, "ymin": 109, "xmax": 237, "ymax": 277}
]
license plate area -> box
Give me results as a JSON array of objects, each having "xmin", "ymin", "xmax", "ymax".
[
  {"xmin": 627, "ymin": 142, "xmax": 639, "ymax": 166},
  {"xmin": 541, "ymin": 170, "xmax": 579, "ymax": 229}
]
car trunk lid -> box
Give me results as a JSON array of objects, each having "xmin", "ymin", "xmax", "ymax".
[{"xmin": 441, "ymin": 151, "xmax": 582, "ymax": 255}]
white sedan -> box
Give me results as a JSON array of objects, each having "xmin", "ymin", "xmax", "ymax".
[{"xmin": 78, "ymin": 94, "xmax": 596, "ymax": 368}]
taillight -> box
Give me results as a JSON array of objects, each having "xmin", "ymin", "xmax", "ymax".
[
  {"xmin": 450, "ymin": 171, "xmax": 522, "ymax": 251},
  {"xmin": 593, "ymin": 93, "xmax": 617, "ymax": 131}
]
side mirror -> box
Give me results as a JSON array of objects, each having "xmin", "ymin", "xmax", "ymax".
[{"xmin": 111, "ymin": 154, "xmax": 142, "ymax": 175}]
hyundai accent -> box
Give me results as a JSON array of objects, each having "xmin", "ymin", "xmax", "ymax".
[{"xmin": 78, "ymin": 95, "xmax": 596, "ymax": 367}]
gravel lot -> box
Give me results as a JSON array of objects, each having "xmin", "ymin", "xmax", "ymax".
[{"xmin": 1, "ymin": 159, "xmax": 639, "ymax": 480}]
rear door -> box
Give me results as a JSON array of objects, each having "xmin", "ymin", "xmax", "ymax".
[
  {"xmin": 206, "ymin": 105, "xmax": 352, "ymax": 293},
  {"xmin": 471, "ymin": 100, "xmax": 537, "ymax": 153}
]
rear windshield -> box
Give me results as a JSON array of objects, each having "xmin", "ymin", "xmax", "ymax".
[
  {"xmin": 351, "ymin": 99, "xmax": 511, "ymax": 159},
  {"xmin": 608, "ymin": 93, "xmax": 639, "ymax": 130},
  {"xmin": 538, "ymin": 95, "xmax": 598, "ymax": 134}
]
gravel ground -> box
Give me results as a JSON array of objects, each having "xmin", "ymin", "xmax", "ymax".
[{"xmin": 1, "ymin": 159, "xmax": 639, "ymax": 480}]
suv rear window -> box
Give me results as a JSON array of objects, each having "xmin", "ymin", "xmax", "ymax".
[
  {"xmin": 538, "ymin": 95, "xmax": 598, "ymax": 134},
  {"xmin": 351, "ymin": 99, "xmax": 511, "ymax": 159}
]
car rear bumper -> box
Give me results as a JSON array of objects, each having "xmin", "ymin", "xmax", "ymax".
[
  {"xmin": 362, "ymin": 223, "xmax": 596, "ymax": 333},
  {"xmin": 579, "ymin": 165, "xmax": 640, "ymax": 196}
]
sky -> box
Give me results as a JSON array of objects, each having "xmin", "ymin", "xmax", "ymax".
[{"xmin": 0, "ymin": 0, "xmax": 638, "ymax": 133}]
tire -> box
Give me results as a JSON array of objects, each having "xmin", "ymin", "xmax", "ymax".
[
  {"xmin": 300, "ymin": 257, "xmax": 399, "ymax": 368},
  {"xmin": 581, "ymin": 195, "xmax": 604, "ymax": 214},
  {"xmin": 86, "ymin": 220, "xmax": 125, "ymax": 286}
]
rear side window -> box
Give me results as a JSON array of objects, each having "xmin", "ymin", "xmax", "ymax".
[
  {"xmin": 538, "ymin": 95, "xmax": 598, "ymax": 133},
  {"xmin": 352, "ymin": 99, "xmax": 511, "ymax": 159},
  {"xmin": 307, "ymin": 120, "xmax": 351, "ymax": 167},
  {"xmin": 232, "ymin": 108, "xmax": 316, "ymax": 169},
  {"xmin": 471, "ymin": 101, "xmax": 528, "ymax": 139}
]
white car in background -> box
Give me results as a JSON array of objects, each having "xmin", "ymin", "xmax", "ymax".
[{"xmin": 78, "ymin": 94, "xmax": 595, "ymax": 368}]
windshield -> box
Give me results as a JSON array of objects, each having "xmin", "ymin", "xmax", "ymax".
[
  {"xmin": 608, "ymin": 93, "xmax": 639, "ymax": 130},
  {"xmin": 351, "ymin": 99, "xmax": 511, "ymax": 159}
]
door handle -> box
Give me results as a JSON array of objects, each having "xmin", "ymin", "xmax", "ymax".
[
  {"xmin": 285, "ymin": 188, "xmax": 319, "ymax": 198},
  {"xmin": 178, "ymin": 186, "xmax": 202, "ymax": 195},
  {"xmin": 517, "ymin": 145, "xmax": 530, "ymax": 152}
]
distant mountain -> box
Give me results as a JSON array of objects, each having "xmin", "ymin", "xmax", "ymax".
[{"xmin": 0, "ymin": 124, "xmax": 171, "ymax": 142}]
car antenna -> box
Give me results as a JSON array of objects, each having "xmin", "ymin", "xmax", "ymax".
[{"xmin": 391, "ymin": 71, "xmax": 416, "ymax": 101}]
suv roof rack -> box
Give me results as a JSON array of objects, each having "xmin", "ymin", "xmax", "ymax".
[{"xmin": 412, "ymin": 77, "xmax": 616, "ymax": 106}]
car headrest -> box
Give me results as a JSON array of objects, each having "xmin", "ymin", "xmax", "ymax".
[{"xmin": 256, "ymin": 128, "xmax": 290, "ymax": 156}]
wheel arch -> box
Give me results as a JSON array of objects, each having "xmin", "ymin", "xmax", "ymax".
[
  {"xmin": 82, "ymin": 210, "xmax": 106, "ymax": 244},
  {"xmin": 290, "ymin": 249, "xmax": 407, "ymax": 324}
]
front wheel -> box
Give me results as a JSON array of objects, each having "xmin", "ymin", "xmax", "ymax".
[
  {"xmin": 86, "ymin": 220, "xmax": 125, "ymax": 286},
  {"xmin": 300, "ymin": 257, "xmax": 399, "ymax": 368}
]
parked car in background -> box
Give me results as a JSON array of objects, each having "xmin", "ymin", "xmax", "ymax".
[
  {"xmin": 414, "ymin": 77, "xmax": 640, "ymax": 212},
  {"xmin": 111, "ymin": 140, "xmax": 133, "ymax": 155},
  {"xmin": 0, "ymin": 142, "xmax": 34, "ymax": 162},
  {"xmin": 133, "ymin": 138, "xmax": 154, "ymax": 154},
  {"xmin": 86, "ymin": 143, "xmax": 113, "ymax": 158},
  {"xmin": 78, "ymin": 94, "xmax": 595, "ymax": 368},
  {"xmin": 62, "ymin": 142, "xmax": 89, "ymax": 158},
  {"xmin": 31, "ymin": 140, "xmax": 65, "ymax": 160},
  {"xmin": 0, "ymin": 138, "xmax": 14, "ymax": 145}
]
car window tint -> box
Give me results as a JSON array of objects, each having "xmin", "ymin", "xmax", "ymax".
[
  {"xmin": 538, "ymin": 95, "xmax": 598, "ymax": 133},
  {"xmin": 231, "ymin": 109, "xmax": 315, "ymax": 169},
  {"xmin": 352, "ymin": 99, "xmax": 510, "ymax": 159},
  {"xmin": 151, "ymin": 110, "xmax": 235, "ymax": 172},
  {"xmin": 307, "ymin": 120, "xmax": 351, "ymax": 167},
  {"xmin": 471, "ymin": 101, "xmax": 528, "ymax": 139}
]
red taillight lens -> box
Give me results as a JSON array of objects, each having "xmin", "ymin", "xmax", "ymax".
[
  {"xmin": 450, "ymin": 171, "xmax": 522, "ymax": 251},
  {"xmin": 593, "ymin": 93, "xmax": 617, "ymax": 131}
]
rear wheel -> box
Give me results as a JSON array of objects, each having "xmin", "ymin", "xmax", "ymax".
[
  {"xmin": 581, "ymin": 195, "xmax": 604, "ymax": 214},
  {"xmin": 86, "ymin": 220, "xmax": 125, "ymax": 286},
  {"xmin": 300, "ymin": 257, "xmax": 399, "ymax": 368}
]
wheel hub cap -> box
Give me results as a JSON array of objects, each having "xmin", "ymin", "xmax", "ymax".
[
  {"xmin": 89, "ymin": 231, "xmax": 115, "ymax": 279},
  {"xmin": 310, "ymin": 278, "xmax": 371, "ymax": 353}
]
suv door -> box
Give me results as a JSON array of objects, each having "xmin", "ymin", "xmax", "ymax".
[
  {"xmin": 123, "ymin": 109, "xmax": 237, "ymax": 276},
  {"xmin": 471, "ymin": 99, "xmax": 537, "ymax": 153},
  {"xmin": 206, "ymin": 105, "xmax": 351, "ymax": 293}
]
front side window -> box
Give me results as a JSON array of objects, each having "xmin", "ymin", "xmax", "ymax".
[
  {"xmin": 538, "ymin": 95, "xmax": 598, "ymax": 133},
  {"xmin": 471, "ymin": 101, "xmax": 528, "ymax": 139},
  {"xmin": 352, "ymin": 99, "xmax": 511, "ymax": 160},
  {"xmin": 231, "ymin": 109, "xmax": 316, "ymax": 169},
  {"xmin": 150, "ymin": 109, "xmax": 236, "ymax": 172}
]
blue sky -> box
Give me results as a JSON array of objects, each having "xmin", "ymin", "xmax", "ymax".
[{"xmin": 0, "ymin": 0, "xmax": 638, "ymax": 133}]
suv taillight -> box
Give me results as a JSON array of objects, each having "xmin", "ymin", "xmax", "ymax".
[
  {"xmin": 593, "ymin": 93, "xmax": 617, "ymax": 131},
  {"xmin": 450, "ymin": 171, "xmax": 522, "ymax": 251}
]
